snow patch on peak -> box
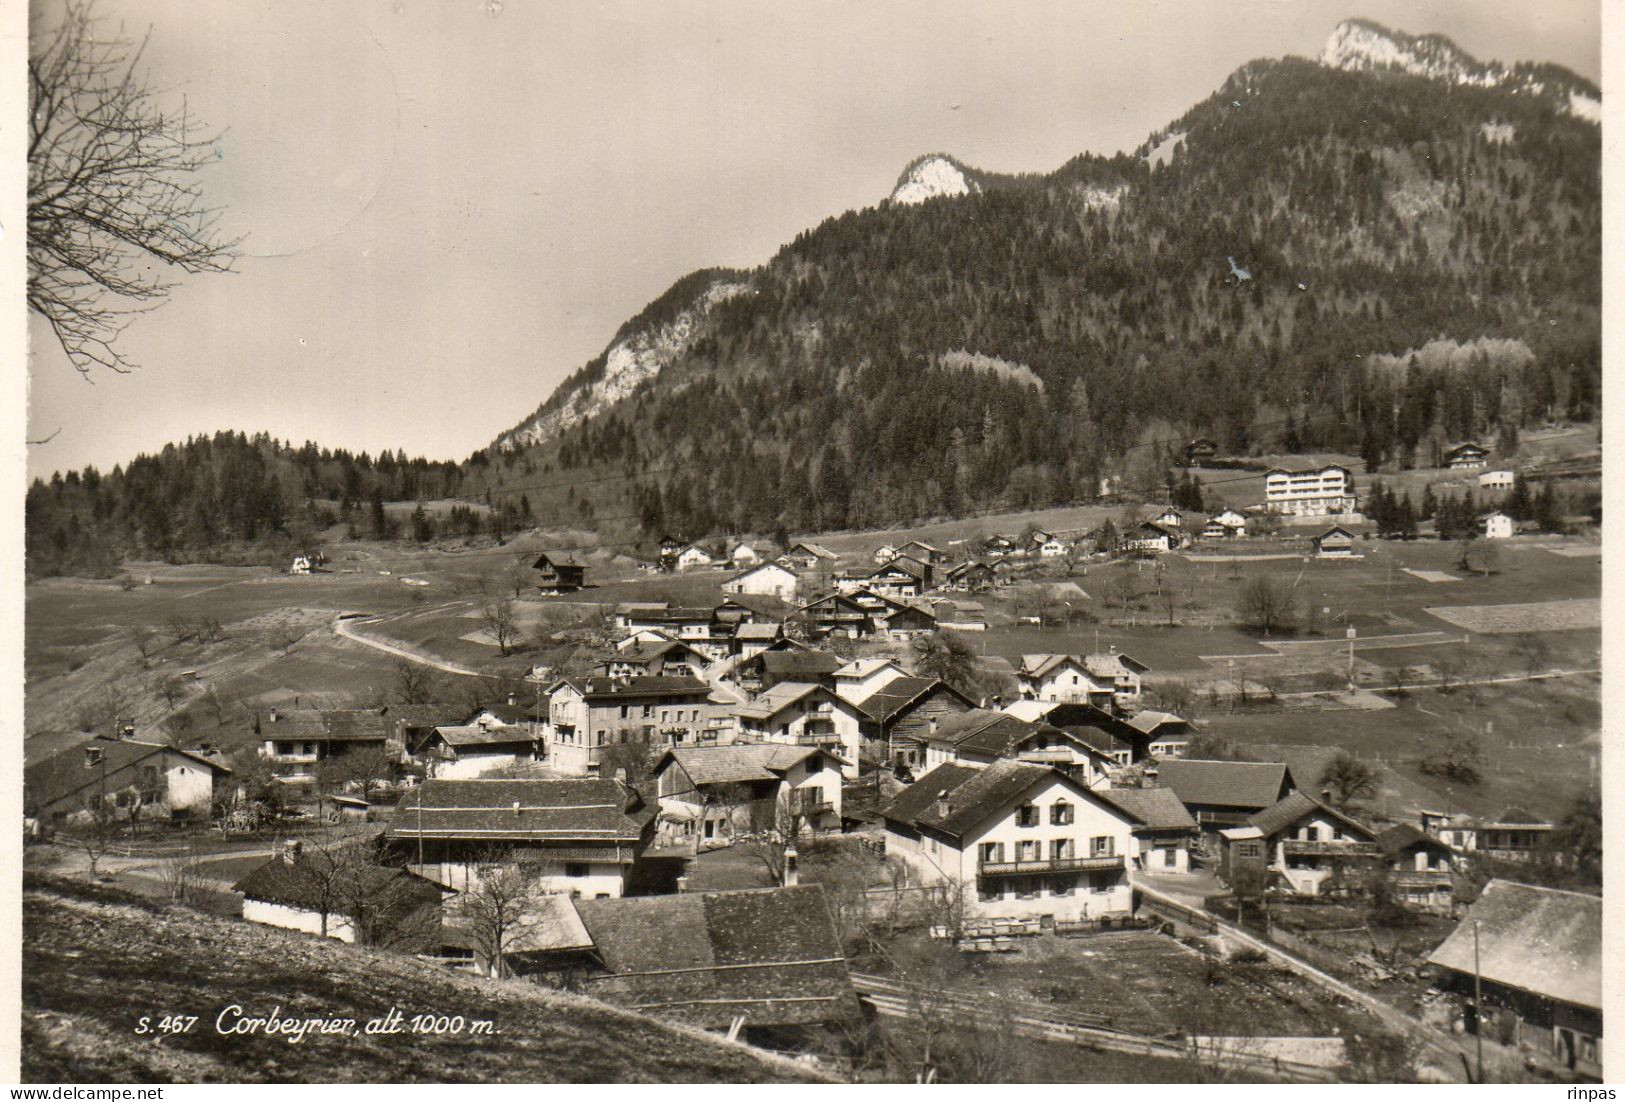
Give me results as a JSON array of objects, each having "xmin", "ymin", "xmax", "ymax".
[
  {"xmin": 1320, "ymin": 19, "xmax": 1501, "ymax": 86},
  {"xmin": 890, "ymin": 155, "xmax": 979, "ymax": 205},
  {"xmin": 498, "ymin": 279, "xmax": 751, "ymax": 449},
  {"xmin": 1569, "ymin": 92, "xmax": 1602, "ymax": 123}
]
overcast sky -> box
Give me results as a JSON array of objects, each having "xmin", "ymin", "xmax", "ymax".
[{"xmin": 24, "ymin": 0, "xmax": 1601, "ymax": 481}]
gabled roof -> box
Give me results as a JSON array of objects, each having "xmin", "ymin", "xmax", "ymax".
[
  {"xmin": 262, "ymin": 709, "xmax": 396, "ymax": 741},
  {"xmin": 726, "ymin": 561, "xmax": 797, "ymax": 583},
  {"xmin": 835, "ymin": 658, "xmax": 903, "ymax": 680},
  {"xmin": 1376, "ymin": 823, "xmax": 1449, "ymax": 856},
  {"xmin": 926, "ymin": 710, "xmax": 1035, "ymax": 757},
  {"xmin": 852, "ymin": 677, "xmax": 973, "ymax": 724},
  {"xmin": 1426, "ymin": 880, "xmax": 1600, "ymax": 1010},
  {"xmin": 734, "ymin": 622, "xmax": 782, "ymax": 641},
  {"xmin": 573, "ymin": 884, "xmax": 862, "ymax": 1027},
  {"xmin": 553, "ymin": 675, "xmax": 711, "ymax": 700},
  {"xmin": 755, "ymin": 650, "xmax": 842, "ymax": 678},
  {"xmin": 25, "ymin": 738, "xmax": 230, "ymax": 812},
  {"xmin": 658, "ymin": 744, "xmax": 836, "ymax": 786},
  {"xmin": 432, "ymin": 724, "xmax": 539, "ymax": 748},
  {"xmin": 870, "ymin": 556, "xmax": 927, "ymax": 580},
  {"xmin": 1153, "ymin": 759, "xmax": 1291, "ymax": 810},
  {"xmin": 1245, "ymin": 791, "xmax": 1377, "ymax": 840},
  {"xmin": 1127, "ymin": 710, "xmax": 1190, "ymax": 736},
  {"xmin": 1016, "ymin": 653, "xmax": 1089, "ymax": 680},
  {"xmin": 734, "ymin": 681, "xmax": 836, "ymax": 721},
  {"xmin": 1314, "ymin": 525, "xmax": 1356, "ymax": 541},
  {"xmin": 1094, "ymin": 786, "xmax": 1199, "ymax": 832},
  {"xmin": 1084, "ymin": 651, "xmax": 1149, "ymax": 677},
  {"xmin": 234, "ymin": 855, "xmax": 449, "ymax": 909},
  {"xmin": 387, "ymin": 778, "xmax": 652, "ymax": 846},
  {"xmin": 533, "ymin": 551, "xmax": 586, "ymax": 569},
  {"xmin": 783, "ymin": 542, "xmax": 837, "ymax": 560},
  {"xmin": 883, "ymin": 759, "xmax": 1121, "ymax": 842},
  {"xmin": 383, "ymin": 703, "xmax": 460, "ymax": 730}
]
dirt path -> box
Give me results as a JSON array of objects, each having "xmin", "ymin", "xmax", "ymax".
[{"xmin": 331, "ymin": 613, "xmax": 483, "ymax": 677}]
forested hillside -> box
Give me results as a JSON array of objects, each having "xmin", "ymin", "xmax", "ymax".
[
  {"xmin": 490, "ymin": 35, "xmax": 1600, "ymax": 538},
  {"xmin": 25, "ymin": 432, "xmax": 528, "ymax": 576}
]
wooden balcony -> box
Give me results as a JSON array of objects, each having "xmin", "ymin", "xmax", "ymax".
[
  {"xmin": 980, "ymin": 854, "xmax": 1124, "ymax": 876},
  {"xmin": 1282, "ymin": 839, "xmax": 1382, "ymax": 857}
]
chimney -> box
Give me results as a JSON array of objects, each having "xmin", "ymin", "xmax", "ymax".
[
  {"xmin": 507, "ymin": 692, "xmax": 517, "ymax": 707},
  {"xmin": 513, "ymin": 800, "xmax": 522, "ymax": 815},
  {"xmin": 83, "ymin": 746, "xmax": 103, "ymax": 768},
  {"xmin": 284, "ymin": 840, "xmax": 303, "ymax": 862},
  {"xmin": 783, "ymin": 845, "xmax": 799, "ymax": 887},
  {"xmin": 676, "ymin": 875, "xmax": 690, "ymax": 893},
  {"xmin": 928, "ymin": 717, "xmax": 939, "ymax": 736},
  {"xmin": 269, "ymin": 707, "xmax": 279, "ymax": 723},
  {"xmin": 934, "ymin": 789, "xmax": 952, "ymax": 818}
]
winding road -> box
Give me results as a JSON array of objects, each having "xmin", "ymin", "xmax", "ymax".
[{"xmin": 332, "ymin": 610, "xmax": 483, "ymax": 677}]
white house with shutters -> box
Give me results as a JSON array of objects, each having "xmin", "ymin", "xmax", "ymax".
[{"xmin": 880, "ymin": 759, "xmax": 1137, "ymax": 921}]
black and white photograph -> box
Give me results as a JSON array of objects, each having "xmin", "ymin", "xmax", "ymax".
[{"xmin": 12, "ymin": 0, "xmax": 1610, "ymax": 1086}]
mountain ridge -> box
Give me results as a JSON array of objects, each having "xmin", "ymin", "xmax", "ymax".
[{"xmin": 494, "ymin": 20, "xmax": 1599, "ymax": 462}]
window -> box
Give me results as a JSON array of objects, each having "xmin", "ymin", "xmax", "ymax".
[
  {"xmin": 1050, "ymin": 801, "xmax": 1073, "ymax": 825},
  {"xmin": 978, "ymin": 880, "xmax": 1002, "ymax": 902},
  {"xmin": 1016, "ymin": 804, "xmax": 1039, "ymax": 827},
  {"xmin": 1090, "ymin": 872, "xmax": 1114, "ymax": 894},
  {"xmin": 1016, "ymin": 877, "xmax": 1040, "ymax": 900},
  {"xmin": 979, "ymin": 842, "xmax": 1005, "ymax": 864},
  {"xmin": 1236, "ymin": 842, "xmax": 1262, "ymax": 859},
  {"xmin": 1017, "ymin": 840, "xmax": 1039, "ymax": 862},
  {"xmin": 642, "ymin": 704, "xmax": 653, "ymax": 719},
  {"xmin": 1304, "ymin": 826, "xmax": 1320, "ymax": 842},
  {"xmin": 1051, "ymin": 876, "xmax": 1075, "ymax": 897},
  {"xmin": 564, "ymin": 863, "xmax": 589, "ymax": 878},
  {"xmin": 1090, "ymin": 835, "xmax": 1114, "ymax": 858},
  {"xmin": 1051, "ymin": 839, "xmax": 1074, "ymax": 861}
]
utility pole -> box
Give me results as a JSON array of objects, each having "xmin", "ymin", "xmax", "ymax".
[{"xmin": 1473, "ymin": 919, "xmax": 1485, "ymax": 1084}]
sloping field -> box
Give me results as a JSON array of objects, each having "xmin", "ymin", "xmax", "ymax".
[
  {"xmin": 1425, "ymin": 599, "xmax": 1600, "ymax": 634},
  {"xmin": 22, "ymin": 875, "xmax": 825, "ymax": 1084}
]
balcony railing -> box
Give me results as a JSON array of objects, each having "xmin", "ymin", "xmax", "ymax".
[
  {"xmin": 796, "ymin": 800, "xmax": 834, "ymax": 817},
  {"xmin": 980, "ymin": 854, "xmax": 1124, "ymax": 876},
  {"xmin": 1281, "ymin": 839, "xmax": 1382, "ymax": 857}
]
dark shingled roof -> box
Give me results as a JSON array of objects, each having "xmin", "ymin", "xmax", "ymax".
[
  {"xmin": 558, "ymin": 675, "xmax": 711, "ymax": 700},
  {"xmin": 1427, "ymin": 880, "xmax": 1600, "ymax": 1010},
  {"xmin": 573, "ymin": 885, "xmax": 862, "ymax": 1028},
  {"xmin": 233, "ymin": 855, "xmax": 449, "ymax": 910},
  {"xmin": 1094, "ymin": 786, "xmax": 1199, "ymax": 832},
  {"xmin": 387, "ymin": 778, "xmax": 653, "ymax": 848},
  {"xmin": 1376, "ymin": 822, "xmax": 1449, "ymax": 856},
  {"xmin": 1245, "ymin": 791, "xmax": 1377, "ymax": 840},
  {"xmin": 928, "ymin": 710, "xmax": 1036, "ymax": 757},
  {"xmin": 853, "ymin": 677, "xmax": 970, "ymax": 724},
  {"xmin": 262, "ymin": 709, "xmax": 395, "ymax": 741},
  {"xmin": 25, "ymin": 738, "xmax": 228, "ymax": 813},
  {"xmin": 758, "ymin": 651, "xmax": 842, "ymax": 677},
  {"xmin": 882, "ymin": 759, "xmax": 1061, "ymax": 841},
  {"xmin": 1153, "ymin": 759, "xmax": 1291, "ymax": 810}
]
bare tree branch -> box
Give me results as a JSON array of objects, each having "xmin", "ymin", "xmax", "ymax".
[{"xmin": 28, "ymin": 1, "xmax": 240, "ymax": 375}]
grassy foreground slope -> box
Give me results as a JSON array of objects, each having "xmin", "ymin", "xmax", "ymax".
[{"xmin": 22, "ymin": 874, "xmax": 826, "ymax": 1084}]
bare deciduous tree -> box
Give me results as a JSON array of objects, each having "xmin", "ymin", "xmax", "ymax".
[
  {"xmin": 455, "ymin": 862, "xmax": 541, "ymax": 979},
  {"xmin": 1236, "ymin": 574, "xmax": 1293, "ymax": 636},
  {"xmin": 29, "ymin": 1, "xmax": 239, "ymax": 375},
  {"xmin": 480, "ymin": 596, "xmax": 521, "ymax": 657},
  {"xmin": 392, "ymin": 659, "xmax": 440, "ymax": 705}
]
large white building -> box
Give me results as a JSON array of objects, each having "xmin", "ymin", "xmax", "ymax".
[
  {"xmin": 880, "ymin": 759, "xmax": 1138, "ymax": 921},
  {"xmin": 1262, "ymin": 464, "xmax": 1357, "ymax": 517}
]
